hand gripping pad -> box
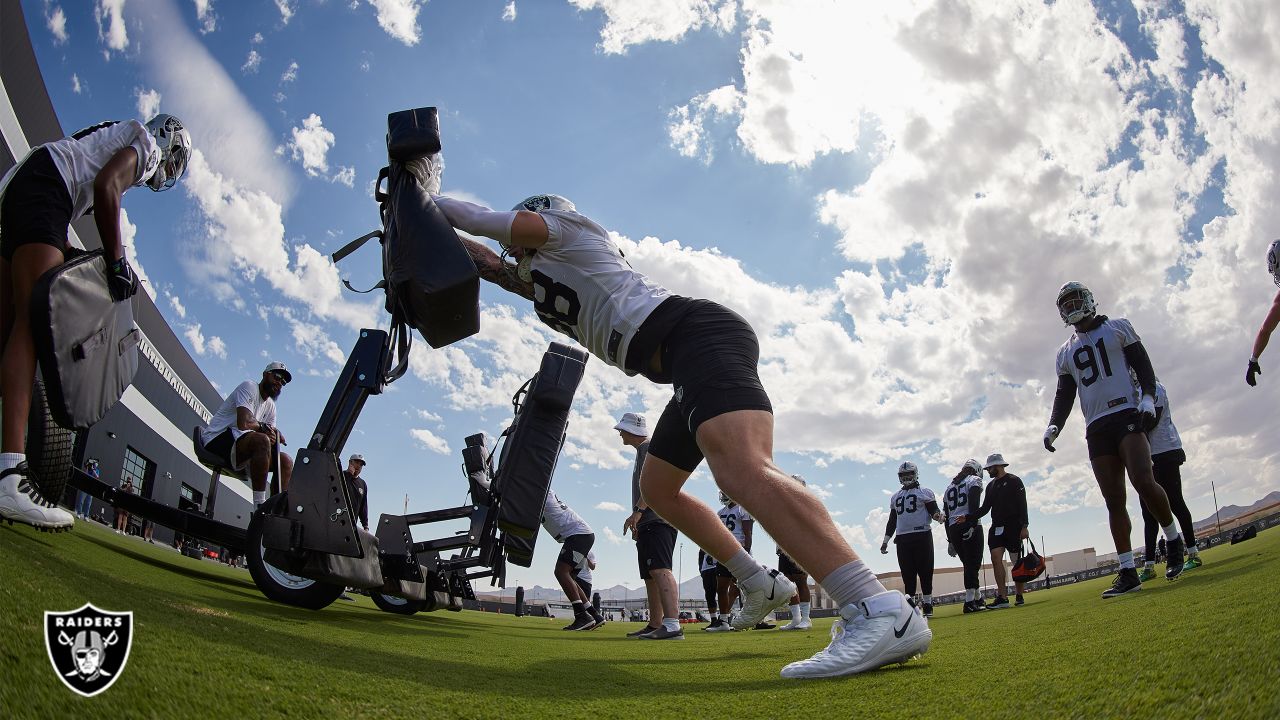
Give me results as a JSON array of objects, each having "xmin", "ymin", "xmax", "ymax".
[
  {"xmin": 30, "ymin": 250, "xmax": 140, "ymax": 429},
  {"xmin": 495, "ymin": 343, "xmax": 589, "ymax": 567}
]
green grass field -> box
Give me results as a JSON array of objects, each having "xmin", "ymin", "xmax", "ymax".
[{"xmin": 2, "ymin": 520, "xmax": 1278, "ymax": 719}]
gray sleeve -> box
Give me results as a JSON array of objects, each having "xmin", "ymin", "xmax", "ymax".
[{"xmin": 631, "ymin": 443, "xmax": 649, "ymax": 510}]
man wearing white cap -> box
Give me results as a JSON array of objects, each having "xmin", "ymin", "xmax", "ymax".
[
  {"xmin": 199, "ymin": 362, "xmax": 294, "ymax": 507},
  {"xmin": 618, "ymin": 412, "xmax": 682, "ymax": 640},
  {"xmin": 973, "ymin": 453, "xmax": 1028, "ymax": 609},
  {"xmin": 343, "ymin": 454, "xmax": 370, "ymax": 531}
]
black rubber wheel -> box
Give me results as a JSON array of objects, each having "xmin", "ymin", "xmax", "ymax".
[
  {"xmin": 26, "ymin": 378, "xmax": 76, "ymax": 505},
  {"xmin": 370, "ymin": 591, "xmax": 427, "ymax": 615},
  {"xmin": 246, "ymin": 496, "xmax": 345, "ymax": 610}
]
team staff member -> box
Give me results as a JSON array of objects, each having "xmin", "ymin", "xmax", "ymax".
[
  {"xmin": 944, "ymin": 459, "xmax": 987, "ymax": 613},
  {"xmin": 618, "ymin": 412, "xmax": 682, "ymax": 640},
  {"xmin": 199, "ymin": 362, "xmax": 294, "ymax": 507},
  {"xmin": 342, "ymin": 454, "xmax": 370, "ymax": 531},
  {"xmin": 973, "ymin": 454, "xmax": 1028, "ymax": 608},
  {"xmin": 435, "ymin": 192, "xmax": 929, "ymax": 677},
  {"xmin": 0, "ymin": 115, "xmax": 191, "ymax": 530},
  {"xmin": 1138, "ymin": 382, "xmax": 1202, "ymax": 580},
  {"xmin": 1044, "ymin": 282, "xmax": 1185, "ymax": 598},
  {"xmin": 880, "ymin": 462, "xmax": 943, "ymax": 618}
]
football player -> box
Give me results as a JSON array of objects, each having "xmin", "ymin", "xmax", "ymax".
[
  {"xmin": 699, "ymin": 549, "xmax": 731, "ymax": 632},
  {"xmin": 880, "ymin": 462, "xmax": 943, "ymax": 618},
  {"xmin": 973, "ymin": 454, "xmax": 1029, "ymax": 608},
  {"xmin": 434, "ymin": 193, "xmax": 928, "ymax": 677},
  {"xmin": 778, "ymin": 474, "xmax": 813, "ymax": 631},
  {"xmin": 943, "ymin": 459, "xmax": 987, "ymax": 613},
  {"xmin": 1043, "ymin": 282, "xmax": 1186, "ymax": 598},
  {"xmin": 1137, "ymin": 382, "xmax": 1202, "ymax": 580},
  {"xmin": 716, "ymin": 492, "xmax": 774, "ymax": 629},
  {"xmin": 541, "ymin": 491, "xmax": 605, "ymax": 631},
  {"xmin": 0, "ymin": 115, "xmax": 191, "ymax": 530},
  {"xmin": 1245, "ymin": 239, "xmax": 1280, "ymax": 386}
]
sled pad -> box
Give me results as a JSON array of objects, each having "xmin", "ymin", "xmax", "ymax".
[
  {"xmin": 30, "ymin": 250, "xmax": 140, "ymax": 430},
  {"xmin": 386, "ymin": 107, "xmax": 441, "ymax": 162}
]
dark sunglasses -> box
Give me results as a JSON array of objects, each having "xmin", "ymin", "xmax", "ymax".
[{"xmin": 270, "ymin": 372, "xmax": 289, "ymax": 385}]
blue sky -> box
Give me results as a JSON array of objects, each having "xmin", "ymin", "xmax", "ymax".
[{"xmin": 24, "ymin": 0, "xmax": 1280, "ymax": 593}]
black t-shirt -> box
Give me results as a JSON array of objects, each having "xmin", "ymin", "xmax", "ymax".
[
  {"xmin": 342, "ymin": 471, "xmax": 369, "ymax": 528},
  {"xmin": 978, "ymin": 473, "xmax": 1028, "ymax": 529}
]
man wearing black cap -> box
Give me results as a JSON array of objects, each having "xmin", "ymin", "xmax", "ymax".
[
  {"xmin": 199, "ymin": 362, "xmax": 294, "ymax": 507},
  {"xmin": 343, "ymin": 454, "xmax": 369, "ymax": 531},
  {"xmin": 618, "ymin": 412, "xmax": 682, "ymax": 640}
]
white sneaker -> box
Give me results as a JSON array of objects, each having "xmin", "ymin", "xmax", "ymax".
[
  {"xmin": 780, "ymin": 590, "xmax": 930, "ymax": 679},
  {"xmin": 729, "ymin": 568, "xmax": 796, "ymax": 629},
  {"xmin": 0, "ymin": 464, "xmax": 74, "ymax": 530},
  {"xmin": 780, "ymin": 618, "xmax": 813, "ymax": 631}
]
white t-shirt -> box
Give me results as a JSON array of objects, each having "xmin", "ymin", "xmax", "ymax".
[
  {"xmin": 1055, "ymin": 317, "xmax": 1143, "ymax": 427},
  {"xmin": 1149, "ymin": 382, "xmax": 1183, "ymax": 456},
  {"xmin": 542, "ymin": 491, "xmax": 591, "ymax": 542},
  {"xmin": 717, "ymin": 504, "xmax": 753, "ymax": 547},
  {"xmin": 942, "ymin": 477, "xmax": 982, "ymax": 527},
  {"xmin": 889, "ymin": 486, "xmax": 937, "ymax": 536},
  {"xmin": 528, "ymin": 210, "xmax": 670, "ymax": 372},
  {"xmin": 201, "ymin": 381, "xmax": 277, "ymax": 444},
  {"xmin": 43, "ymin": 120, "xmax": 160, "ymax": 219},
  {"xmin": 577, "ymin": 550, "xmax": 596, "ymax": 583},
  {"xmin": 700, "ymin": 550, "xmax": 717, "ymax": 573}
]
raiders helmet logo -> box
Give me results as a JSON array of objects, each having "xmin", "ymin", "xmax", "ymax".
[{"xmin": 44, "ymin": 603, "xmax": 134, "ymax": 697}]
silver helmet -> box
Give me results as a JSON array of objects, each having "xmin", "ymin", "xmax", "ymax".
[
  {"xmin": 719, "ymin": 490, "xmax": 733, "ymax": 507},
  {"xmin": 963, "ymin": 458, "xmax": 984, "ymax": 479},
  {"xmin": 897, "ymin": 461, "xmax": 919, "ymax": 487},
  {"xmin": 1056, "ymin": 281, "xmax": 1097, "ymax": 325},
  {"xmin": 512, "ymin": 194, "xmax": 576, "ymax": 214},
  {"xmin": 1267, "ymin": 239, "xmax": 1280, "ymax": 287},
  {"xmin": 143, "ymin": 114, "xmax": 192, "ymax": 192}
]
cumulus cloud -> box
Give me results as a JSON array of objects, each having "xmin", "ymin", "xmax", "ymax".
[
  {"xmin": 502, "ymin": 2, "xmax": 516, "ymax": 22},
  {"xmin": 70, "ymin": 74, "xmax": 82, "ymax": 94},
  {"xmin": 595, "ymin": 501, "xmax": 627, "ymax": 512},
  {"xmin": 366, "ymin": 0, "xmax": 423, "ymax": 46},
  {"xmin": 116, "ymin": 208, "xmax": 157, "ymax": 301},
  {"xmin": 167, "ymin": 291, "xmax": 187, "ymax": 318},
  {"xmin": 95, "ymin": 0, "xmax": 129, "ymax": 54},
  {"xmin": 286, "ymin": 114, "xmax": 355, "ymax": 186},
  {"xmin": 192, "ymin": 0, "xmax": 216, "ymax": 33},
  {"xmin": 280, "ymin": 61, "xmax": 299, "ymax": 84},
  {"xmin": 275, "ymin": 0, "xmax": 295, "ymax": 24},
  {"xmin": 410, "ymin": 428, "xmax": 450, "ymax": 454},
  {"xmin": 135, "ymin": 87, "xmax": 161, "ymax": 120},
  {"xmin": 602, "ymin": 526, "xmax": 626, "ymax": 545},
  {"xmin": 46, "ymin": 4, "xmax": 68, "ymax": 44},
  {"xmin": 183, "ymin": 323, "xmax": 227, "ymax": 358},
  {"xmin": 569, "ymin": 0, "xmax": 737, "ymax": 54},
  {"xmin": 242, "ymin": 49, "xmax": 262, "ymax": 74}
]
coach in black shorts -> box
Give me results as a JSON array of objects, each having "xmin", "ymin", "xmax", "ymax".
[
  {"xmin": 619, "ymin": 413, "xmax": 682, "ymax": 639},
  {"xmin": 974, "ymin": 454, "xmax": 1029, "ymax": 609}
]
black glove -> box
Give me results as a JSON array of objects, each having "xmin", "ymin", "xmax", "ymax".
[
  {"xmin": 1247, "ymin": 359, "xmax": 1261, "ymax": 387},
  {"xmin": 107, "ymin": 257, "xmax": 139, "ymax": 302}
]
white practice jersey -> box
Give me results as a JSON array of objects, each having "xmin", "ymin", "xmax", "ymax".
[
  {"xmin": 577, "ymin": 550, "xmax": 596, "ymax": 583},
  {"xmin": 201, "ymin": 381, "xmax": 277, "ymax": 445},
  {"xmin": 942, "ymin": 477, "xmax": 982, "ymax": 527},
  {"xmin": 529, "ymin": 210, "xmax": 671, "ymax": 372},
  {"xmin": 1055, "ymin": 317, "xmax": 1142, "ymax": 427},
  {"xmin": 717, "ymin": 504, "xmax": 752, "ymax": 547},
  {"xmin": 39, "ymin": 120, "xmax": 159, "ymax": 219},
  {"xmin": 700, "ymin": 551, "xmax": 717, "ymax": 573},
  {"xmin": 890, "ymin": 486, "xmax": 937, "ymax": 536},
  {"xmin": 542, "ymin": 491, "xmax": 591, "ymax": 542},
  {"xmin": 1149, "ymin": 382, "xmax": 1183, "ymax": 455}
]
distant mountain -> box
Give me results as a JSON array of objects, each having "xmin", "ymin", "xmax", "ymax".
[{"xmin": 1194, "ymin": 490, "xmax": 1280, "ymax": 532}]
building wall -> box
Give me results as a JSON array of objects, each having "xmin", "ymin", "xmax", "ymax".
[{"xmin": 0, "ymin": 0, "xmax": 252, "ymax": 545}]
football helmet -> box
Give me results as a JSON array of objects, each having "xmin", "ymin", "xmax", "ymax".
[
  {"xmin": 897, "ymin": 462, "xmax": 918, "ymax": 487},
  {"xmin": 1056, "ymin": 281, "xmax": 1096, "ymax": 325},
  {"xmin": 1268, "ymin": 239, "xmax": 1280, "ymax": 287},
  {"xmin": 719, "ymin": 490, "xmax": 734, "ymax": 507},
  {"xmin": 143, "ymin": 114, "xmax": 192, "ymax": 192},
  {"xmin": 512, "ymin": 194, "xmax": 576, "ymax": 214},
  {"xmin": 962, "ymin": 458, "xmax": 983, "ymax": 479}
]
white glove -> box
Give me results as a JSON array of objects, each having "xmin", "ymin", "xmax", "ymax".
[
  {"xmin": 1043, "ymin": 424, "xmax": 1060, "ymax": 452},
  {"xmin": 1137, "ymin": 394, "xmax": 1157, "ymax": 431}
]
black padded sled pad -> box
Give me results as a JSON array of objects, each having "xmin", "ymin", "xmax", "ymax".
[
  {"xmin": 30, "ymin": 250, "xmax": 140, "ymax": 430},
  {"xmin": 496, "ymin": 342, "xmax": 588, "ymax": 567}
]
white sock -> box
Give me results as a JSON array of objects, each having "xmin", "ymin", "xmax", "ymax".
[
  {"xmin": 1162, "ymin": 523, "xmax": 1181, "ymax": 542},
  {"xmin": 799, "ymin": 601, "xmax": 811, "ymax": 621},
  {"xmin": 964, "ymin": 589, "xmax": 973, "ymax": 602},
  {"xmin": 253, "ymin": 490, "xmax": 267, "ymax": 506},
  {"xmin": 923, "ymin": 594, "xmax": 932, "ymax": 605},
  {"xmin": 789, "ymin": 604, "xmax": 801, "ymax": 622},
  {"xmin": 1118, "ymin": 551, "xmax": 1135, "ymax": 569},
  {"xmin": 719, "ymin": 613, "xmax": 731, "ymax": 622},
  {"xmin": 1144, "ymin": 560, "xmax": 1154, "ymax": 569},
  {"xmin": 662, "ymin": 618, "xmax": 680, "ymax": 632},
  {"xmin": 0, "ymin": 452, "xmax": 24, "ymax": 473}
]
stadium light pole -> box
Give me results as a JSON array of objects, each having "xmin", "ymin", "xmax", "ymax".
[
  {"xmin": 1211, "ymin": 480, "xmax": 1223, "ymax": 535},
  {"xmin": 678, "ymin": 542, "xmax": 684, "ymax": 603}
]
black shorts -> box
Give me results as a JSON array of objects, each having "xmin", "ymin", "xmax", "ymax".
[
  {"xmin": 777, "ymin": 551, "xmax": 806, "ymax": 577},
  {"xmin": 557, "ymin": 533, "xmax": 595, "ymax": 568},
  {"xmin": 203, "ymin": 428, "xmax": 238, "ymax": 469},
  {"xmin": 0, "ymin": 148, "xmax": 73, "ymax": 261},
  {"xmin": 1085, "ymin": 409, "xmax": 1145, "ymax": 459},
  {"xmin": 645, "ymin": 300, "xmax": 773, "ymax": 472},
  {"xmin": 635, "ymin": 523, "xmax": 676, "ymax": 580},
  {"xmin": 987, "ymin": 525, "xmax": 1022, "ymax": 554},
  {"xmin": 715, "ymin": 562, "xmax": 736, "ymax": 579}
]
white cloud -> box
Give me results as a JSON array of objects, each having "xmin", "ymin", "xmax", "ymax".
[
  {"xmin": 183, "ymin": 323, "xmax": 227, "ymax": 359},
  {"xmin": 602, "ymin": 526, "xmax": 626, "ymax": 545},
  {"xmin": 135, "ymin": 87, "xmax": 161, "ymax": 120},
  {"xmin": 331, "ymin": 166, "xmax": 355, "ymax": 187},
  {"xmin": 167, "ymin": 291, "xmax": 187, "ymax": 318},
  {"xmin": 569, "ymin": 0, "xmax": 737, "ymax": 54},
  {"xmin": 595, "ymin": 501, "xmax": 627, "ymax": 512},
  {"xmin": 409, "ymin": 428, "xmax": 450, "ymax": 454},
  {"xmin": 192, "ymin": 0, "xmax": 216, "ymax": 33},
  {"xmin": 46, "ymin": 4, "xmax": 68, "ymax": 44},
  {"xmin": 70, "ymin": 74, "xmax": 82, "ymax": 94},
  {"xmin": 502, "ymin": 2, "xmax": 516, "ymax": 22},
  {"xmin": 365, "ymin": 0, "xmax": 423, "ymax": 46},
  {"xmin": 95, "ymin": 0, "xmax": 129, "ymax": 53},
  {"xmin": 250, "ymin": 31, "xmax": 263, "ymax": 44},
  {"xmin": 288, "ymin": 113, "xmax": 334, "ymax": 176},
  {"xmin": 242, "ymin": 49, "xmax": 262, "ymax": 74},
  {"xmin": 280, "ymin": 61, "xmax": 299, "ymax": 84},
  {"xmin": 416, "ymin": 409, "xmax": 443, "ymax": 423},
  {"xmin": 275, "ymin": 0, "xmax": 295, "ymax": 25},
  {"xmin": 117, "ymin": 207, "xmax": 156, "ymax": 301}
]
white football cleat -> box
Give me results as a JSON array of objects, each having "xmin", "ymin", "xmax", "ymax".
[
  {"xmin": 780, "ymin": 590, "xmax": 930, "ymax": 679},
  {"xmin": 779, "ymin": 618, "xmax": 813, "ymax": 631},
  {"xmin": 0, "ymin": 464, "xmax": 74, "ymax": 530},
  {"xmin": 729, "ymin": 568, "xmax": 796, "ymax": 629}
]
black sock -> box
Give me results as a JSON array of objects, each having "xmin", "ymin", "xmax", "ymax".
[{"xmin": 572, "ymin": 601, "xmax": 586, "ymax": 617}]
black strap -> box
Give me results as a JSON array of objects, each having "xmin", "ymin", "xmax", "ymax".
[{"xmin": 332, "ymin": 229, "xmax": 382, "ymax": 264}]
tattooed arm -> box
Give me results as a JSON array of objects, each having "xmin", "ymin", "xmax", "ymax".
[{"xmin": 460, "ymin": 236, "xmax": 535, "ymax": 301}]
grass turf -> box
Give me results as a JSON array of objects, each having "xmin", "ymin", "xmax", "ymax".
[{"xmin": 2, "ymin": 519, "xmax": 1278, "ymax": 719}]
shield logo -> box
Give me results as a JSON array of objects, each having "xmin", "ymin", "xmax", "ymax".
[{"xmin": 44, "ymin": 603, "xmax": 133, "ymax": 697}]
